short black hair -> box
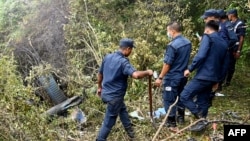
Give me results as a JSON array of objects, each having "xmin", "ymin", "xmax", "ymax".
[
  {"xmin": 205, "ymin": 20, "xmax": 219, "ymax": 31},
  {"xmin": 167, "ymin": 22, "xmax": 182, "ymax": 32}
]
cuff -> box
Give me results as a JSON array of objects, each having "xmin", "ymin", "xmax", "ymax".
[{"xmin": 188, "ymin": 66, "xmax": 193, "ymax": 72}]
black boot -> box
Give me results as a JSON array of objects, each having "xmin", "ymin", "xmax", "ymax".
[
  {"xmin": 166, "ymin": 116, "xmax": 177, "ymax": 127},
  {"xmin": 190, "ymin": 113, "xmax": 208, "ymax": 132},
  {"xmin": 177, "ymin": 108, "xmax": 185, "ymax": 125},
  {"xmin": 208, "ymin": 92, "xmax": 215, "ymax": 107},
  {"xmin": 125, "ymin": 126, "xmax": 135, "ymax": 140},
  {"xmin": 166, "ymin": 116, "xmax": 179, "ymax": 132}
]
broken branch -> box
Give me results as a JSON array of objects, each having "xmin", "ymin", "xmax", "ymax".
[{"xmin": 152, "ymin": 96, "xmax": 179, "ymax": 141}]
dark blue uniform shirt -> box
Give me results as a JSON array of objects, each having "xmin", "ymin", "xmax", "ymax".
[
  {"xmin": 99, "ymin": 51, "xmax": 136, "ymax": 102},
  {"xmin": 188, "ymin": 32, "xmax": 228, "ymax": 82},
  {"xmin": 164, "ymin": 35, "xmax": 192, "ymax": 79},
  {"xmin": 219, "ymin": 22, "xmax": 229, "ymax": 45},
  {"xmin": 233, "ymin": 19, "xmax": 246, "ymax": 37}
]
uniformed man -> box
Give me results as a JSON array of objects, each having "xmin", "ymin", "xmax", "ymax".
[
  {"xmin": 224, "ymin": 9, "xmax": 246, "ymax": 86},
  {"xmin": 155, "ymin": 22, "xmax": 192, "ymax": 131},
  {"xmin": 96, "ymin": 38, "xmax": 153, "ymax": 141},
  {"xmin": 180, "ymin": 20, "xmax": 228, "ymax": 132},
  {"xmin": 200, "ymin": 9, "xmax": 230, "ymax": 102},
  {"xmin": 216, "ymin": 9, "xmax": 231, "ymax": 92}
]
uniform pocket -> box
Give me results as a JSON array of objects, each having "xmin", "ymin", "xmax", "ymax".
[{"xmin": 162, "ymin": 79, "xmax": 181, "ymax": 101}]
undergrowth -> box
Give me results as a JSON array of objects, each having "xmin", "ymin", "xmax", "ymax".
[{"xmin": 0, "ymin": 53, "xmax": 249, "ymax": 141}]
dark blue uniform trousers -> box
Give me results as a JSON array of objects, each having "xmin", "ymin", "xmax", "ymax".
[
  {"xmin": 97, "ymin": 98, "xmax": 131, "ymax": 141},
  {"xmin": 180, "ymin": 78, "xmax": 215, "ymax": 118},
  {"xmin": 163, "ymin": 78, "xmax": 187, "ymax": 117}
]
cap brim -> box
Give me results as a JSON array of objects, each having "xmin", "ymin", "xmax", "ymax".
[
  {"xmin": 200, "ymin": 15, "xmax": 207, "ymax": 19},
  {"xmin": 127, "ymin": 44, "xmax": 135, "ymax": 48}
]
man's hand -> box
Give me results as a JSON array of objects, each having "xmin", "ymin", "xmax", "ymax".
[
  {"xmin": 154, "ymin": 78, "xmax": 162, "ymax": 87},
  {"xmin": 234, "ymin": 52, "xmax": 241, "ymax": 59},
  {"xmin": 97, "ymin": 87, "xmax": 102, "ymax": 97},
  {"xmin": 147, "ymin": 69, "xmax": 153, "ymax": 76},
  {"xmin": 184, "ymin": 70, "xmax": 190, "ymax": 77}
]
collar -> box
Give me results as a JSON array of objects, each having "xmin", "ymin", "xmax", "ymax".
[
  {"xmin": 168, "ymin": 34, "xmax": 182, "ymax": 45},
  {"xmin": 207, "ymin": 32, "xmax": 218, "ymax": 37},
  {"xmin": 171, "ymin": 34, "xmax": 182, "ymax": 41},
  {"xmin": 116, "ymin": 50, "xmax": 125, "ymax": 57},
  {"xmin": 231, "ymin": 18, "xmax": 239, "ymax": 24}
]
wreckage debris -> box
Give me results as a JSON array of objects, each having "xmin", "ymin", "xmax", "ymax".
[
  {"xmin": 46, "ymin": 96, "xmax": 83, "ymax": 116},
  {"xmin": 71, "ymin": 107, "xmax": 87, "ymax": 124},
  {"xmin": 38, "ymin": 75, "xmax": 68, "ymax": 105},
  {"xmin": 37, "ymin": 74, "xmax": 85, "ymax": 122}
]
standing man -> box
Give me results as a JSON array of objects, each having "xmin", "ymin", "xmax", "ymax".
[
  {"xmin": 224, "ymin": 9, "xmax": 246, "ymax": 86},
  {"xmin": 216, "ymin": 9, "xmax": 232, "ymax": 92},
  {"xmin": 154, "ymin": 22, "xmax": 192, "ymax": 131},
  {"xmin": 96, "ymin": 38, "xmax": 153, "ymax": 141},
  {"xmin": 200, "ymin": 9, "xmax": 230, "ymax": 102},
  {"xmin": 180, "ymin": 20, "xmax": 228, "ymax": 132}
]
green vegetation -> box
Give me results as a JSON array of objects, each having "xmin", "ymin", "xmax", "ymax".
[{"xmin": 0, "ymin": 0, "xmax": 249, "ymax": 140}]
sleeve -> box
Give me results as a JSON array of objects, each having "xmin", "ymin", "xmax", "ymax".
[
  {"xmin": 164, "ymin": 45, "xmax": 176, "ymax": 65},
  {"xmin": 122, "ymin": 59, "xmax": 136, "ymax": 76},
  {"xmin": 236, "ymin": 22, "xmax": 246, "ymax": 37},
  {"xmin": 188, "ymin": 35, "xmax": 210, "ymax": 72}
]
